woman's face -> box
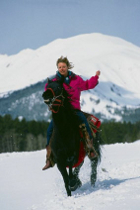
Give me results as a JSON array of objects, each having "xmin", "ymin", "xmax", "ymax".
[{"xmin": 57, "ymin": 62, "xmax": 68, "ymax": 77}]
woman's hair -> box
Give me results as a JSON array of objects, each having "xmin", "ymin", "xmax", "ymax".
[{"xmin": 56, "ymin": 56, "xmax": 74, "ymax": 69}]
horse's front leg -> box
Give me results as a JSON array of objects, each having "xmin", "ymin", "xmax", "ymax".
[
  {"xmin": 57, "ymin": 161, "xmax": 71, "ymax": 196},
  {"xmin": 69, "ymin": 161, "xmax": 83, "ymax": 191},
  {"xmin": 73, "ymin": 161, "xmax": 84, "ymax": 177}
]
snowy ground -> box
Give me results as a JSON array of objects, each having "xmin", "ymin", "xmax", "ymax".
[{"xmin": 0, "ymin": 141, "xmax": 140, "ymax": 210}]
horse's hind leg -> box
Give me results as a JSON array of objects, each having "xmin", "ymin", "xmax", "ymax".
[
  {"xmin": 57, "ymin": 162, "xmax": 71, "ymax": 196},
  {"xmin": 90, "ymin": 157, "xmax": 98, "ymax": 186}
]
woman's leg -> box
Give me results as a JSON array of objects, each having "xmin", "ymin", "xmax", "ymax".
[
  {"xmin": 46, "ymin": 120, "xmax": 54, "ymax": 146},
  {"xmin": 75, "ymin": 110, "xmax": 97, "ymax": 159},
  {"xmin": 42, "ymin": 120, "xmax": 54, "ymax": 170},
  {"xmin": 75, "ymin": 110, "xmax": 92, "ymax": 139}
]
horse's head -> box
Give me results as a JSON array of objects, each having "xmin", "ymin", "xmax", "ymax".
[{"xmin": 42, "ymin": 80, "xmax": 65, "ymax": 113}]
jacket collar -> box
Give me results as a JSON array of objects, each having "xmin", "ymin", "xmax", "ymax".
[{"xmin": 56, "ymin": 71, "xmax": 75, "ymax": 84}]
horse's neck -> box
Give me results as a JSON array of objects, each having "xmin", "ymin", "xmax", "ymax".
[{"xmin": 52, "ymin": 107, "xmax": 74, "ymax": 131}]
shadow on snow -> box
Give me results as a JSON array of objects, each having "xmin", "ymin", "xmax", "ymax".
[{"xmin": 72, "ymin": 176, "xmax": 140, "ymax": 196}]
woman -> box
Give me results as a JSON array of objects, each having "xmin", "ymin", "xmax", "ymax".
[{"xmin": 42, "ymin": 56, "xmax": 100, "ymax": 170}]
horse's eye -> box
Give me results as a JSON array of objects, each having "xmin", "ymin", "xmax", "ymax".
[{"xmin": 44, "ymin": 98, "xmax": 52, "ymax": 104}]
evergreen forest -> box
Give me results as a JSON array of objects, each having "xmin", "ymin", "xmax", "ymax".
[{"xmin": 0, "ymin": 114, "xmax": 140, "ymax": 153}]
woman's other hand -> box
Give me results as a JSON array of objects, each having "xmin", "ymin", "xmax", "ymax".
[{"xmin": 96, "ymin": 70, "xmax": 101, "ymax": 76}]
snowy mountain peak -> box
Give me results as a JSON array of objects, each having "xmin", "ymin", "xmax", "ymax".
[{"xmin": 0, "ymin": 33, "xmax": 140, "ymax": 121}]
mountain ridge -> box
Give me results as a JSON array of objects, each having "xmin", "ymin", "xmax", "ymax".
[{"xmin": 0, "ymin": 33, "xmax": 140, "ymax": 122}]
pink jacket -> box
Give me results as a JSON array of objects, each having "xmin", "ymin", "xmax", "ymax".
[{"xmin": 45, "ymin": 72, "xmax": 99, "ymax": 110}]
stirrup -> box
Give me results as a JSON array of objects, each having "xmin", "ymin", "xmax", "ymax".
[{"xmin": 87, "ymin": 150, "xmax": 98, "ymax": 159}]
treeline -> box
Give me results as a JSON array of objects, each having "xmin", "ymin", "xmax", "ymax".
[
  {"xmin": 0, "ymin": 115, "xmax": 49, "ymax": 153},
  {"xmin": 101, "ymin": 121, "xmax": 140, "ymax": 144},
  {"xmin": 0, "ymin": 115, "xmax": 140, "ymax": 153}
]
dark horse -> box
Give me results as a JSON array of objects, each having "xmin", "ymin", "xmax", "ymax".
[{"xmin": 42, "ymin": 79, "xmax": 101, "ymax": 196}]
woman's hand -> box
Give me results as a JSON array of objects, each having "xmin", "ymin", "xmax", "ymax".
[{"xmin": 96, "ymin": 70, "xmax": 101, "ymax": 76}]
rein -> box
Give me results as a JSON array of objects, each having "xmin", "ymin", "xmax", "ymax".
[{"xmin": 44, "ymin": 87, "xmax": 65, "ymax": 113}]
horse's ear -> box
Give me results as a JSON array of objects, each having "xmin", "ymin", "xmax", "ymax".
[{"xmin": 47, "ymin": 78, "xmax": 52, "ymax": 84}]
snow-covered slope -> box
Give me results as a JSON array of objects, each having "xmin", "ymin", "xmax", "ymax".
[
  {"xmin": 1, "ymin": 33, "xmax": 140, "ymax": 121},
  {"xmin": 0, "ymin": 140, "xmax": 140, "ymax": 210}
]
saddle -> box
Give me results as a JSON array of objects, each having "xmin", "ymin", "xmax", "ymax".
[{"xmin": 83, "ymin": 112, "xmax": 101, "ymax": 135}]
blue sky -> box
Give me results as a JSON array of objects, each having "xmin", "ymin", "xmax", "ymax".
[{"xmin": 0, "ymin": 0, "xmax": 140, "ymax": 55}]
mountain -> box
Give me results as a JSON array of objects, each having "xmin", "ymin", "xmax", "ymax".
[{"xmin": 0, "ymin": 33, "xmax": 140, "ymax": 122}]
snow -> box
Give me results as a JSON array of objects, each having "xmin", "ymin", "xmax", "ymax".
[{"xmin": 0, "ymin": 141, "xmax": 140, "ymax": 210}]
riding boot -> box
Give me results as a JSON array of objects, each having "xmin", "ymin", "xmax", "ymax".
[
  {"xmin": 79, "ymin": 124, "xmax": 98, "ymax": 159},
  {"xmin": 42, "ymin": 145, "xmax": 53, "ymax": 170}
]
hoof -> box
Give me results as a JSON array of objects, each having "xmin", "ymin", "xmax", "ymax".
[
  {"xmin": 91, "ymin": 181, "xmax": 96, "ymax": 187},
  {"xmin": 69, "ymin": 177, "xmax": 82, "ymax": 191}
]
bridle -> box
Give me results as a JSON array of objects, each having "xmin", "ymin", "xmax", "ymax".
[{"xmin": 44, "ymin": 87, "xmax": 65, "ymax": 113}]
